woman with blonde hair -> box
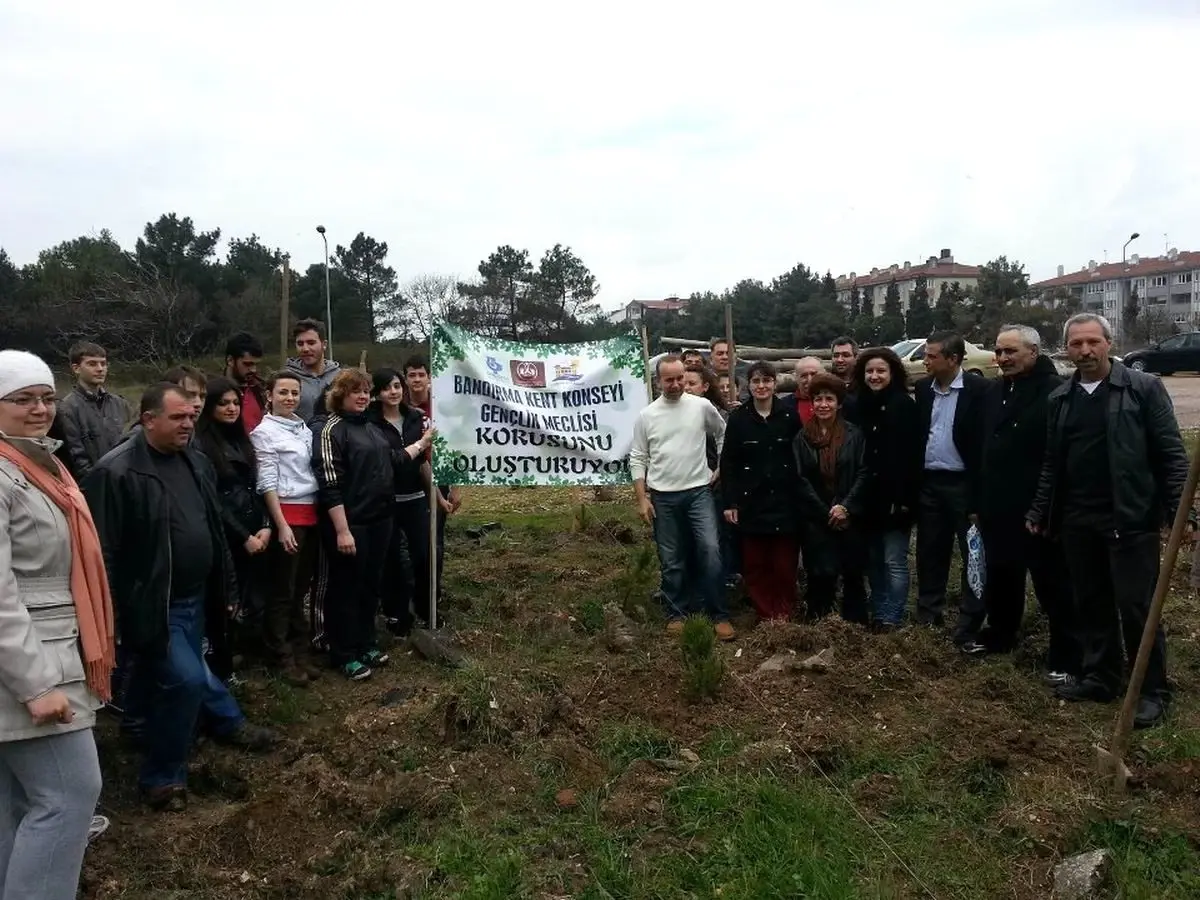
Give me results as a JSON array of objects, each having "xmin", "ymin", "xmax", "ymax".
[{"xmin": 0, "ymin": 349, "xmax": 115, "ymax": 899}]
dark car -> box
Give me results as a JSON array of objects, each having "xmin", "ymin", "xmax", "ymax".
[{"xmin": 1122, "ymin": 332, "xmax": 1200, "ymax": 376}]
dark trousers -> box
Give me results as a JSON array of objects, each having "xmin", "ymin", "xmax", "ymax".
[
  {"xmin": 435, "ymin": 487, "xmax": 449, "ymax": 602},
  {"xmin": 384, "ymin": 498, "xmax": 434, "ymax": 633},
  {"xmin": 981, "ymin": 527, "xmax": 1079, "ymax": 673},
  {"xmin": 323, "ymin": 518, "xmax": 394, "ymax": 666},
  {"xmin": 804, "ymin": 530, "xmax": 867, "ymax": 624},
  {"xmin": 916, "ymin": 471, "xmax": 985, "ymax": 640},
  {"xmin": 740, "ymin": 533, "xmax": 799, "ymax": 621},
  {"xmin": 1060, "ymin": 525, "xmax": 1169, "ymax": 698},
  {"xmin": 263, "ymin": 525, "xmax": 317, "ymax": 665}
]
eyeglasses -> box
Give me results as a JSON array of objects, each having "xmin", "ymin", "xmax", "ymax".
[{"xmin": 1, "ymin": 395, "xmax": 57, "ymax": 409}]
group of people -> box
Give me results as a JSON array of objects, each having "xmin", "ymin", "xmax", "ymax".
[
  {"xmin": 633, "ymin": 314, "xmax": 1188, "ymax": 734},
  {"xmin": 0, "ymin": 318, "xmax": 463, "ymax": 898}
]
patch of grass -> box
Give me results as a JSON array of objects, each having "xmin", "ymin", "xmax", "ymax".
[
  {"xmin": 597, "ymin": 719, "xmax": 675, "ymax": 768},
  {"xmin": 258, "ymin": 678, "xmax": 320, "ymax": 726},
  {"xmin": 576, "ymin": 597, "xmax": 606, "ymax": 635},
  {"xmin": 1134, "ymin": 725, "xmax": 1200, "ymax": 765},
  {"xmin": 1077, "ymin": 818, "xmax": 1200, "ymax": 900}
]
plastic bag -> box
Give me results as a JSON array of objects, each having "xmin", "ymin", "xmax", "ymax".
[{"xmin": 965, "ymin": 524, "xmax": 986, "ymax": 598}]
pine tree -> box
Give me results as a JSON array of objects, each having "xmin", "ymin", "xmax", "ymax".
[
  {"xmin": 877, "ymin": 278, "xmax": 906, "ymax": 343},
  {"xmin": 848, "ymin": 285, "xmax": 861, "ymax": 320},
  {"xmin": 933, "ymin": 281, "xmax": 957, "ymax": 331},
  {"xmin": 905, "ymin": 274, "xmax": 934, "ymax": 339}
]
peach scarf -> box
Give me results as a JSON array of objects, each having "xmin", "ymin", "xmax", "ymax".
[{"xmin": 0, "ymin": 441, "xmax": 116, "ymax": 702}]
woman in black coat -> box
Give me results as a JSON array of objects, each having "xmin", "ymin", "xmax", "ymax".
[
  {"xmin": 194, "ymin": 375, "xmax": 272, "ymax": 677},
  {"xmin": 794, "ymin": 373, "xmax": 870, "ymax": 623},
  {"xmin": 368, "ymin": 368, "xmax": 436, "ymax": 636},
  {"xmin": 853, "ymin": 348, "xmax": 922, "ymax": 629},
  {"xmin": 719, "ymin": 361, "xmax": 801, "ymax": 621}
]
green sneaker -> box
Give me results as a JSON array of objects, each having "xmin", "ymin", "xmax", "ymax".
[
  {"xmin": 340, "ymin": 660, "xmax": 372, "ymax": 681},
  {"xmin": 362, "ymin": 649, "xmax": 390, "ymax": 668}
]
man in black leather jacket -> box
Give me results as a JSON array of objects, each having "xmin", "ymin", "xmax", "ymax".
[
  {"xmin": 967, "ymin": 326, "xmax": 1078, "ymax": 680},
  {"xmin": 1027, "ymin": 313, "xmax": 1192, "ymax": 729},
  {"xmin": 84, "ymin": 383, "xmax": 277, "ymax": 811}
]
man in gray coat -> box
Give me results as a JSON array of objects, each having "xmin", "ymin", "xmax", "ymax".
[{"xmin": 56, "ymin": 341, "xmax": 132, "ymax": 479}]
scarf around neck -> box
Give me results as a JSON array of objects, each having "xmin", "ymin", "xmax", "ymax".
[
  {"xmin": 803, "ymin": 414, "xmax": 846, "ymax": 495},
  {"xmin": 0, "ymin": 439, "xmax": 116, "ymax": 702}
]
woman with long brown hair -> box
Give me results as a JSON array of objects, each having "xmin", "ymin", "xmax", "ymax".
[
  {"xmin": 793, "ymin": 372, "xmax": 870, "ymax": 623},
  {"xmin": 0, "ymin": 350, "xmax": 114, "ymax": 899}
]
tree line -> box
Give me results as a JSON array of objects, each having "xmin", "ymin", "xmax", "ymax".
[
  {"xmin": 644, "ymin": 256, "xmax": 1082, "ymax": 352},
  {"xmin": 0, "ymin": 213, "xmax": 1082, "ymax": 365}
]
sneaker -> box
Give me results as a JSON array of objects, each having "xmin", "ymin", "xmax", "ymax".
[
  {"xmin": 959, "ymin": 641, "xmax": 988, "ymax": 657},
  {"xmin": 665, "ymin": 620, "xmax": 685, "ymax": 636},
  {"xmin": 1054, "ymin": 678, "xmax": 1116, "ymax": 703},
  {"xmin": 88, "ymin": 815, "xmax": 110, "ymax": 843},
  {"xmin": 216, "ymin": 722, "xmax": 280, "ymax": 753},
  {"xmin": 281, "ymin": 665, "xmax": 311, "ymax": 688},
  {"xmin": 142, "ymin": 785, "xmax": 187, "ymax": 813},
  {"xmin": 361, "ymin": 649, "xmax": 390, "ymax": 668},
  {"xmin": 384, "ymin": 617, "xmax": 409, "ymax": 637},
  {"xmin": 341, "ymin": 660, "xmax": 373, "ymax": 682},
  {"xmin": 714, "ymin": 622, "xmax": 737, "ymax": 642},
  {"xmin": 1043, "ymin": 670, "xmax": 1072, "ymax": 687}
]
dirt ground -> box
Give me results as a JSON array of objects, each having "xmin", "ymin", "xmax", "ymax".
[
  {"xmin": 1165, "ymin": 376, "xmax": 1200, "ymax": 429},
  {"xmin": 79, "ymin": 488, "xmax": 1200, "ymax": 899}
]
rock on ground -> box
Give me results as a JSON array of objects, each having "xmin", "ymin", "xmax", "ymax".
[{"xmin": 1053, "ymin": 849, "xmax": 1112, "ymax": 899}]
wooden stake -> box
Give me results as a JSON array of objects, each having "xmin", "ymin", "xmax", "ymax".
[
  {"xmin": 638, "ymin": 324, "xmax": 654, "ymax": 400},
  {"xmin": 279, "ymin": 256, "xmax": 291, "ymax": 367},
  {"xmin": 1106, "ymin": 430, "xmax": 1200, "ymax": 791}
]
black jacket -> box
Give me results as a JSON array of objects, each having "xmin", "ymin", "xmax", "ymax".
[
  {"xmin": 314, "ymin": 412, "xmax": 421, "ymax": 525},
  {"xmin": 1029, "ymin": 362, "xmax": 1191, "ymax": 536},
  {"xmin": 856, "ymin": 386, "xmax": 921, "ymax": 530},
  {"xmin": 793, "ymin": 421, "xmax": 870, "ymax": 521},
  {"xmin": 719, "ymin": 399, "xmax": 802, "ymax": 534},
  {"xmin": 914, "ymin": 370, "xmax": 989, "ymax": 512},
  {"xmin": 368, "ymin": 406, "xmax": 427, "ymax": 499},
  {"xmin": 82, "ymin": 432, "xmax": 237, "ymax": 658},
  {"xmin": 194, "ymin": 431, "xmax": 270, "ymax": 545},
  {"xmin": 57, "ymin": 386, "xmax": 132, "ymax": 480},
  {"xmin": 980, "ymin": 356, "xmax": 1062, "ymax": 554}
]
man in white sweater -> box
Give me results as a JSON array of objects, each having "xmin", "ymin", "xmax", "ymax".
[{"xmin": 630, "ymin": 356, "xmax": 734, "ymax": 640}]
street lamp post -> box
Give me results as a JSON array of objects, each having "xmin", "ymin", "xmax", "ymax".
[
  {"xmin": 316, "ymin": 225, "xmax": 333, "ymax": 357},
  {"xmin": 1123, "ymin": 231, "xmax": 1140, "ymax": 263}
]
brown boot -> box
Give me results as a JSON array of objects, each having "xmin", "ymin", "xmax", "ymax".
[
  {"xmin": 142, "ymin": 784, "xmax": 187, "ymax": 813},
  {"xmin": 666, "ymin": 620, "xmax": 685, "ymax": 636},
  {"xmin": 282, "ymin": 665, "xmax": 311, "ymax": 688},
  {"xmin": 714, "ymin": 622, "xmax": 737, "ymax": 642}
]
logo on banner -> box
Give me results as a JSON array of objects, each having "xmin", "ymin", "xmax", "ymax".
[
  {"xmin": 510, "ymin": 360, "xmax": 546, "ymax": 388},
  {"xmin": 552, "ymin": 359, "xmax": 584, "ymax": 383},
  {"xmin": 486, "ymin": 356, "xmax": 505, "ymax": 377}
]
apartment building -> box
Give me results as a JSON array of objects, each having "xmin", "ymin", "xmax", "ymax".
[
  {"xmin": 1031, "ymin": 249, "xmax": 1200, "ymax": 341},
  {"xmin": 606, "ymin": 296, "xmax": 690, "ymax": 324},
  {"xmin": 835, "ymin": 249, "xmax": 982, "ymax": 316}
]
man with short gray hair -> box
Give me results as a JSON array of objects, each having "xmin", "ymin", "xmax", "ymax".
[
  {"xmin": 965, "ymin": 325, "xmax": 1078, "ymax": 680},
  {"xmin": 783, "ymin": 356, "xmax": 824, "ymax": 424},
  {"xmin": 1028, "ymin": 313, "xmax": 1191, "ymax": 728}
]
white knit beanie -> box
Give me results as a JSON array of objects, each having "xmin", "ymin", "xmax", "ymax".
[{"xmin": 0, "ymin": 350, "xmax": 56, "ymax": 400}]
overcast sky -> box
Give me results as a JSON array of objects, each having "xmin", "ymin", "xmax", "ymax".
[{"xmin": 2, "ymin": 0, "xmax": 1198, "ymax": 308}]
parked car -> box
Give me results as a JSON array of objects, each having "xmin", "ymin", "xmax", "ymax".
[
  {"xmin": 1120, "ymin": 333, "xmax": 1200, "ymax": 375},
  {"xmin": 890, "ymin": 339, "xmax": 1000, "ymax": 381}
]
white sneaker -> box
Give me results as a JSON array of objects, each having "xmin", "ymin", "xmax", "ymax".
[{"xmin": 88, "ymin": 815, "xmax": 110, "ymax": 844}]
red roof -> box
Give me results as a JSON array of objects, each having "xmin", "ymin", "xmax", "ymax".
[
  {"xmin": 837, "ymin": 262, "xmax": 981, "ymax": 289},
  {"xmin": 1033, "ymin": 252, "xmax": 1200, "ymax": 289},
  {"xmin": 632, "ymin": 298, "xmax": 689, "ymax": 311}
]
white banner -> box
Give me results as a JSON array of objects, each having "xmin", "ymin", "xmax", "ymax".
[{"xmin": 430, "ymin": 323, "xmax": 649, "ymax": 486}]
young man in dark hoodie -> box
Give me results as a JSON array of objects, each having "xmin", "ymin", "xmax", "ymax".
[{"xmin": 965, "ymin": 325, "xmax": 1078, "ymax": 680}]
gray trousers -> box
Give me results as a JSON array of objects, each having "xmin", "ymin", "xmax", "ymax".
[{"xmin": 0, "ymin": 729, "xmax": 102, "ymax": 900}]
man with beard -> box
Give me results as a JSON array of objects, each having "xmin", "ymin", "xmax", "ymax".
[
  {"xmin": 285, "ymin": 319, "xmax": 342, "ymax": 423},
  {"xmin": 829, "ymin": 337, "xmax": 859, "ymax": 423},
  {"xmin": 964, "ymin": 325, "xmax": 1078, "ymax": 683},
  {"xmin": 223, "ymin": 332, "xmax": 267, "ymax": 434},
  {"xmin": 1028, "ymin": 313, "xmax": 1192, "ymax": 729}
]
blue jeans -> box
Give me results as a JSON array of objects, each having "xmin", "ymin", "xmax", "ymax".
[
  {"xmin": 652, "ymin": 486, "xmax": 727, "ymax": 623},
  {"xmin": 867, "ymin": 528, "xmax": 911, "ymax": 625},
  {"xmin": 135, "ymin": 595, "xmax": 244, "ymax": 790}
]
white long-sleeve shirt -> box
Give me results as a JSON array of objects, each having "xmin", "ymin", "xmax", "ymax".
[
  {"xmin": 629, "ymin": 393, "xmax": 726, "ymax": 492},
  {"xmin": 249, "ymin": 414, "xmax": 319, "ymax": 504}
]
